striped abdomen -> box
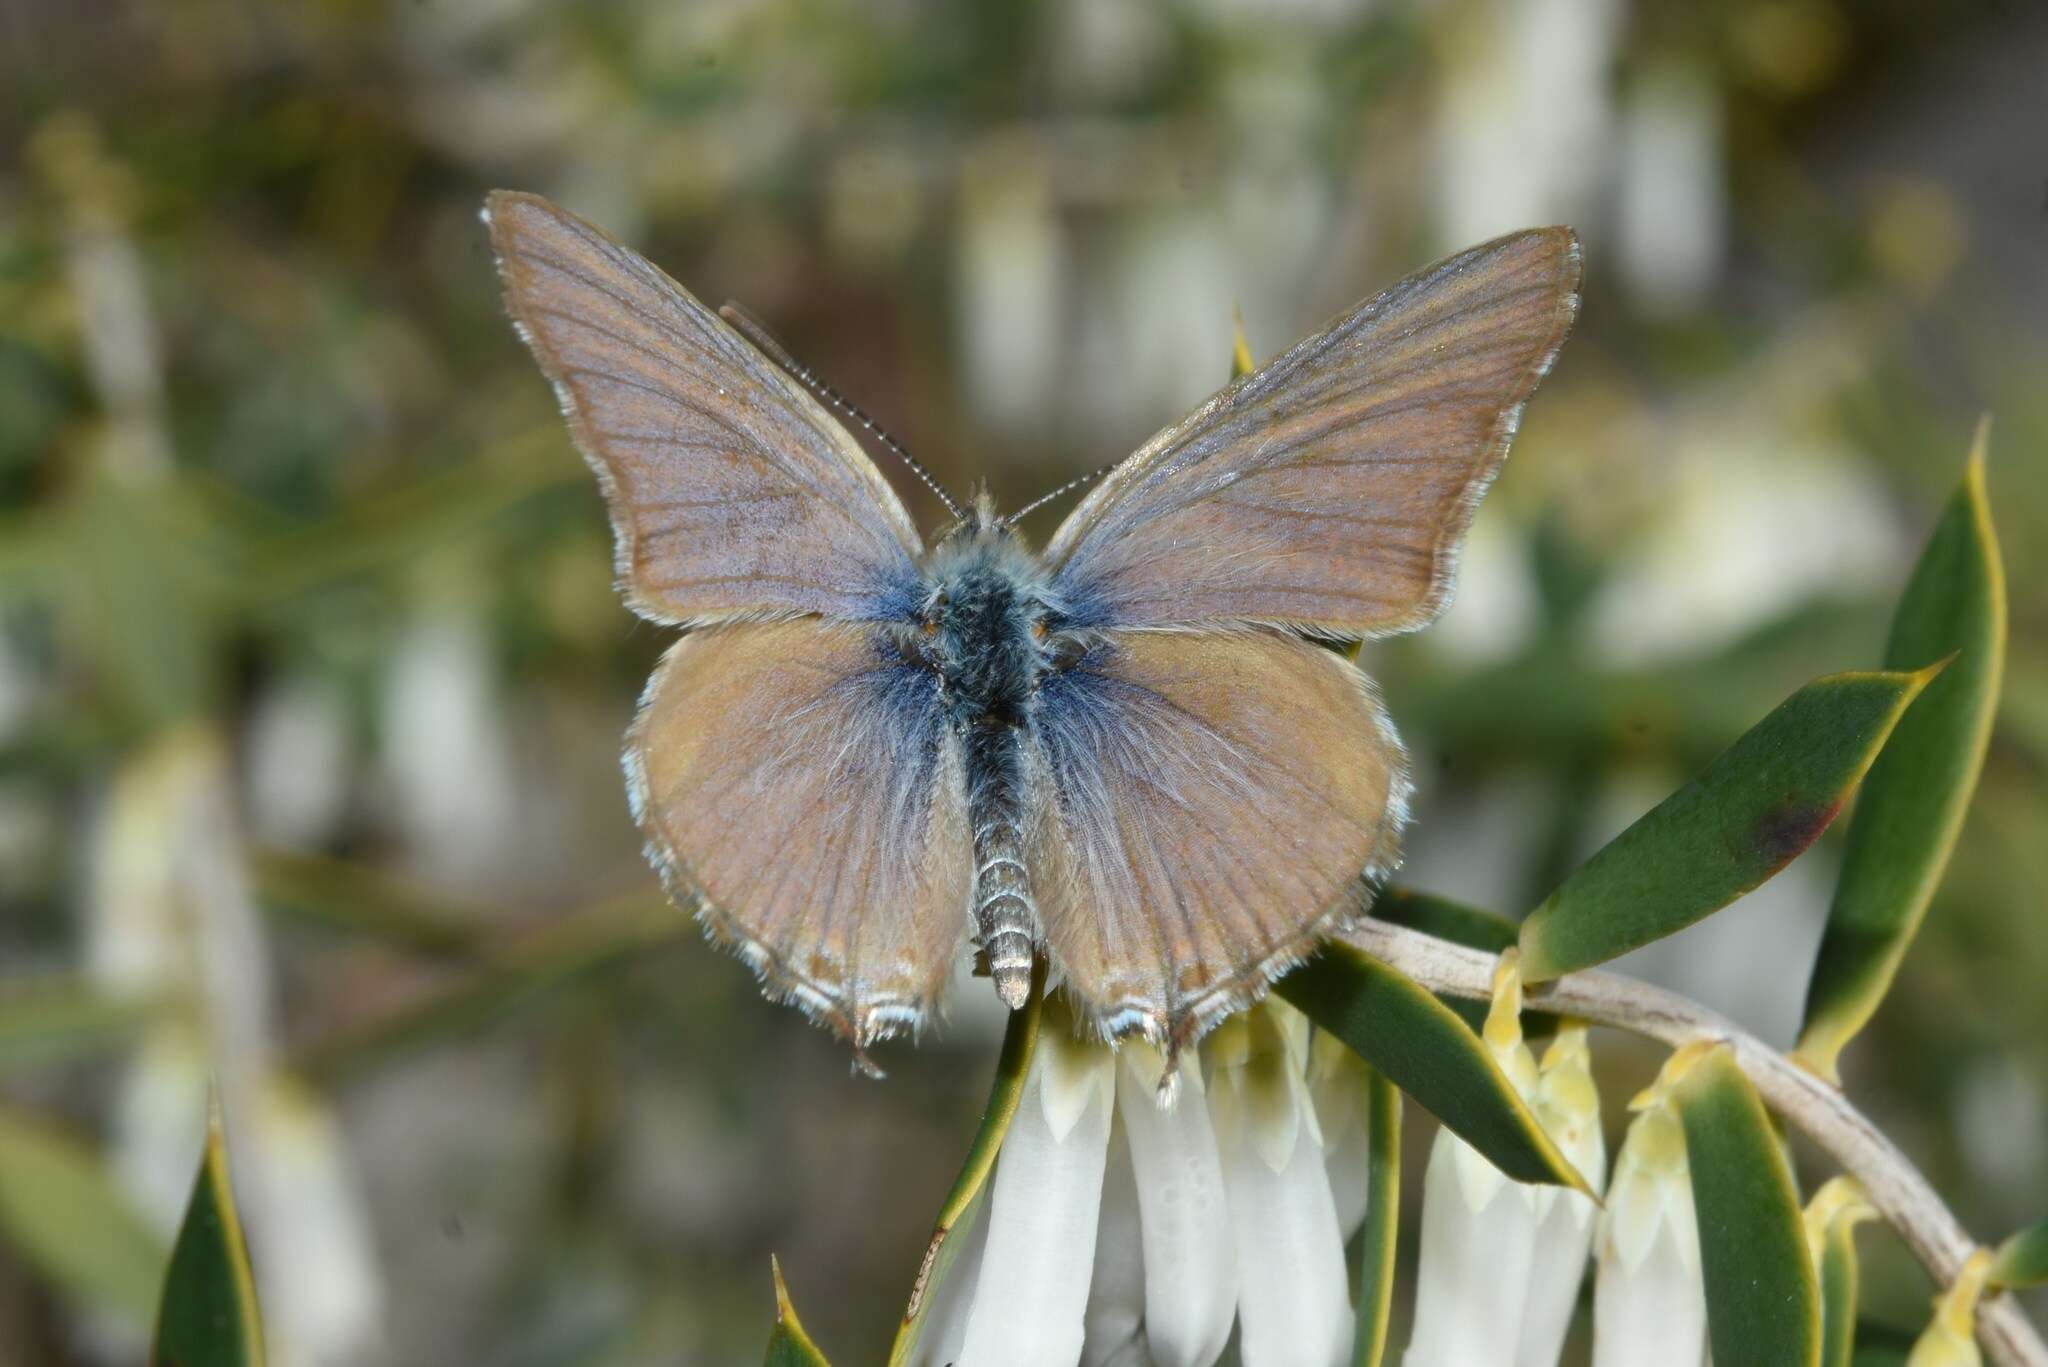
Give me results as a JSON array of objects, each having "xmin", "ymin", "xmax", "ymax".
[{"xmin": 965, "ymin": 721, "xmax": 1036, "ymax": 1008}]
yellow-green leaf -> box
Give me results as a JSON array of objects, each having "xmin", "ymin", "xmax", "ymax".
[
  {"xmin": 1806, "ymin": 1178, "xmax": 1877, "ymax": 1367},
  {"xmin": 1352, "ymin": 1066, "xmax": 1401, "ymax": 1367},
  {"xmin": 153, "ymin": 1103, "xmax": 265, "ymax": 1367},
  {"xmin": 1797, "ymin": 435, "xmax": 2006, "ymax": 1081},
  {"xmin": 1989, "ymin": 1219, "xmax": 2048, "ymax": 1290},
  {"xmin": 764, "ymin": 1257, "xmax": 831, "ymax": 1366},
  {"xmin": 0, "ymin": 1106, "xmax": 166, "ymax": 1326},
  {"xmin": 887, "ymin": 960, "xmax": 1045, "ymax": 1367},
  {"xmin": 1520, "ymin": 668, "xmax": 1938, "ymax": 982},
  {"xmin": 1672, "ymin": 1045, "xmax": 1820, "ymax": 1367},
  {"xmin": 1277, "ymin": 942, "xmax": 1589, "ymax": 1193}
]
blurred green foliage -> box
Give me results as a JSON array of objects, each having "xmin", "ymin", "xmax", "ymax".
[{"xmin": 1, "ymin": 0, "xmax": 2044, "ymax": 1361}]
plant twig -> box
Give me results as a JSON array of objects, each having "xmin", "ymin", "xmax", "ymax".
[{"xmin": 1343, "ymin": 919, "xmax": 2048, "ymax": 1367}]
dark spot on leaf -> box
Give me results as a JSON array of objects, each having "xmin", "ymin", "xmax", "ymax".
[{"xmin": 1753, "ymin": 798, "xmax": 1841, "ymax": 866}]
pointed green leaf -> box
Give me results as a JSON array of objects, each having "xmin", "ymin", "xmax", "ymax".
[
  {"xmin": 1375, "ymin": 886, "xmax": 1520, "ymax": 955},
  {"xmin": 0, "ymin": 1106, "xmax": 166, "ymax": 1325},
  {"xmin": 1372, "ymin": 887, "xmax": 1558, "ymax": 1036},
  {"xmin": 888, "ymin": 961, "xmax": 1045, "ymax": 1366},
  {"xmin": 1672, "ymin": 1045, "xmax": 1820, "ymax": 1367},
  {"xmin": 1352, "ymin": 1067, "xmax": 1401, "ymax": 1367},
  {"xmin": 153, "ymin": 1103, "xmax": 265, "ymax": 1367},
  {"xmin": 1520, "ymin": 668, "xmax": 1938, "ymax": 982},
  {"xmin": 1277, "ymin": 942, "xmax": 1590, "ymax": 1193},
  {"xmin": 1989, "ymin": 1219, "xmax": 2048, "ymax": 1289},
  {"xmin": 764, "ymin": 1257, "xmax": 831, "ymax": 1366},
  {"xmin": 1797, "ymin": 436, "xmax": 2006, "ymax": 1080},
  {"xmin": 1806, "ymin": 1179, "xmax": 1876, "ymax": 1367}
]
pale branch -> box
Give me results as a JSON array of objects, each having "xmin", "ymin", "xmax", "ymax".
[{"xmin": 1342, "ymin": 918, "xmax": 2048, "ymax": 1367}]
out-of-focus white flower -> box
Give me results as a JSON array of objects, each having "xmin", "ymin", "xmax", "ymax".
[
  {"xmin": 938, "ymin": 995, "xmax": 1359, "ymax": 1367},
  {"xmin": 1594, "ymin": 1049, "xmax": 1707, "ymax": 1367},
  {"xmin": 1907, "ymin": 1249, "xmax": 1993, "ymax": 1367},
  {"xmin": 379, "ymin": 608, "xmax": 517, "ymax": 883},
  {"xmin": 1405, "ymin": 952, "xmax": 1544, "ymax": 1367},
  {"xmin": 1617, "ymin": 62, "xmax": 1724, "ymax": 314},
  {"xmin": 88, "ymin": 731, "xmax": 383, "ymax": 1367},
  {"xmin": 1519, "ymin": 1022, "xmax": 1606, "ymax": 1367},
  {"xmin": 243, "ymin": 674, "xmax": 353, "ymax": 850}
]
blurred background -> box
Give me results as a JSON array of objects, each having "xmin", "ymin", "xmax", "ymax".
[{"xmin": 1, "ymin": 0, "xmax": 2044, "ymax": 1361}]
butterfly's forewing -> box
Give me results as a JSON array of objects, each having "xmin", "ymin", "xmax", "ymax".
[
  {"xmin": 1032, "ymin": 629, "xmax": 1407, "ymax": 1051},
  {"xmin": 1045, "ymin": 227, "xmax": 1580, "ymax": 636},
  {"xmin": 628, "ymin": 619, "xmax": 972, "ymax": 1051},
  {"xmin": 486, "ymin": 191, "xmax": 924, "ymax": 626}
]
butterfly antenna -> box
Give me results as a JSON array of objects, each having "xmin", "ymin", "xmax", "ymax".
[
  {"xmin": 1003, "ymin": 462, "xmax": 1116, "ymax": 528},
  {"xmin": 719, "ymin": 302, "xmax": 966, "ymax": 522}
]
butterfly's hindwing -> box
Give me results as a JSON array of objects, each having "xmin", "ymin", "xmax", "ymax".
[
  {"xmin": 1029, "ymin": 629, "xmax": 1409, "ymax": 1052},
  {"xmin": 627, "ymin": 618, "xmax": 972, "ymax": 1052}
]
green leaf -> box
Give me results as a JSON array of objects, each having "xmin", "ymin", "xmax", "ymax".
[
  {"xmin": 1797, "ymin": 435, "xmax": 2006, "ymax": 1081},
  {"xmin": 887, "ymin": 960, "xmax": 1046, "ymax": 1367},
  {"xmin": 0, "ymin": 1105, "xmax": 167, "ymax": 1326},
  {"xmin": 1989, "ymin": 1218, "xmax": 2048, "ymax": 1289},
  {"xmin": 1671, "ymin": 1045, "xmax": 1820, "ymax": 1367},
  {"xmin": 1806, "ymin": 1179, "xmax": 1876, "ymax": 1367},
  {"xmin": 764, "ymin": 1256, "xmax": 831, "ymax": 1366},
  {"xmin": 1372, "ymin": 887, "xmax": 1557, "ymax": 1036},
  {"xmin": 1519, "ymin": 667, "xmax": 1938, "ymax": 982},
  {"xmin": 1277, "ymin": 942, "xmax": 1590, "ymax": 1193},
  {"xmin": 1351, "ymin": 1067, "xmax": 1401, "ymax": 1367},
  {"xmin": 153, "ymin": 1102, "xmax": 265, "ymax": 1367}
]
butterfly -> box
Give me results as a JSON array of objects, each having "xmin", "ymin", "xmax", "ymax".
[{"xmin": 487, "ymin": 190, "xmax": 1579, "ymax": 1070}]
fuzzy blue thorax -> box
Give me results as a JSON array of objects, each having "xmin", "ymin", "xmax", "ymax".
[{"xmin": 919, "ymin": 504, "xmax": 1058, "ymax": 1008}]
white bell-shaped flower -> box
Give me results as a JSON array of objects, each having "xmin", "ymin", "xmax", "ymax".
[
  {"xmin": 959, "ymin": 999, "xmax": 1118, "ymax": 1366},
  {"xmin": 1593, "ymin": 1052, "xmax": 1707, "ymax": 1367},
  {"xmin": 1116, "ymin": 1042, "xmax": 1236, "ymax": 1367},
  {"xmin": 1519, "ymin": 1022, "xmax": 1607, "ymax": 1367},
  {"xmin": 1308, "ymin": 1028, "xmax": 1376, "ymax": 1240},
  {"xmin": 1404, "ymin": 952, "xmax": 1545, "ymax": 1367},
  {"xmin": 1207, "ymin": 1000, "xmax": 1352, "ymax": 1367},
  {"xmin": 1081, "ymin": 1117, "xmax": 1147, "ymax": 1365}
]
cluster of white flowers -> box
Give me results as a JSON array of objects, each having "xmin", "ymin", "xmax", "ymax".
[{"xmin": 910, "ymin": 960, "xmax": 1986, "ymax": 1367}]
